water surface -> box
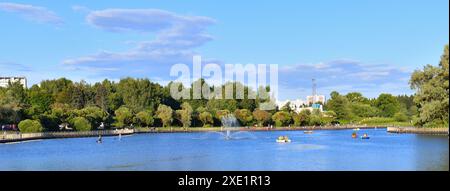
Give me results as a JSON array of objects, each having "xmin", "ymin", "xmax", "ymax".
[{"xmin": 0, "ymin": 129, "xmax": 448, "ymax": 171}]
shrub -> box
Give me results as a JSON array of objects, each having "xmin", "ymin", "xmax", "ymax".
[
  {"xmin": 18, "ymin": 119, "xmax": 43, "ymax": 133},
  {"xmin": 394, "ymin": 112, "xmax": 409, "ymax": 122},
  {"xmin": 71, "ymin": 117, "xmax": 92, "ymax": 131}
]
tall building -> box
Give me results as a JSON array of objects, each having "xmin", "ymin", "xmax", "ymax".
[{"xmin": 0, "ymin": 77, "xmax": 27, "ymax": 88}]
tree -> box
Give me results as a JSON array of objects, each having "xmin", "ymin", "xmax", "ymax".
[
  {"xmin": 394, "ymin": 112, "xmax": 409, "ymax": 122},
  {"xmin": 410, "ymin": 45, "xmax": 449, "ymax": 127},
  {"xmin": 0, "ymin": 105, "xmax": 21, "ymax": 125},
  {"xmin": 252, "ymin": 109, "xmax": 271, "ymax": 126},
  {"xmin": 281, "ymin": 102, "xmax": 292, "ymax": 112},
  {"xmin": 199, "ymin": 111, "xmax": 213, "ymax": 127},
  {"xmin": 271, "ymin": 111, "xmax": 291, "ymax": 127},
  {"xmin": 326, "ymin": 91, "xmax": 352, "ymax": 120},
  {"xmin": 234, "ymin": 109, "xmax": 253, "ymax": 126},
  {"xmin": 215, "ymin": 109, "xmax": 230, "ymax": 121},
  {"xmin": 135, "ymin": 110, "xmax": 154, "ymax": 127},
  {"xmin": 375, "ymin": 94, "xmax": 400, "ymax": 118},
  {"xmin": 176, "ymin": 102, "xmax": 193, "ymax": 128},
  {"xmin": 18, "ymin": 119, "xmax": 43, "ymax": 133},
  {"xmin": 27, "ymin": 86, "xmax": 54, "ymax": 116},
  {"xmin": 351, "ymin": 103, "xmax": 378, "ymax": 118},
  {"xmin": 292, "ymin": 110, "xmax": 311, "ymax": 126},
  {"xmin": 156, "ymin": 104, "xmax": 173, "ymax": 127},
  {"xmin": 71, "ymin": 117, "xmax": 92, "ymax": 131},
  {"xmin": 345, "ymin": 92, "xmax": 368, "ymax": 104},
  {"xmin": 78, "ymin": 106, "xmax": 108, "ymax": 128},
  {"xmin": 114, "ymin": 107, "xmax": 133, "ymax": 128}
]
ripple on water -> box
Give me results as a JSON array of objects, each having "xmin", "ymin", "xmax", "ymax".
[{"xmin": 276, "ymin": 143, "xmax": 327, "ymax": 151}]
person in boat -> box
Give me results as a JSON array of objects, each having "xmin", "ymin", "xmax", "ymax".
[{"xmin": 97, "ymin": 135, "xmax": 103, "ymax": 143}]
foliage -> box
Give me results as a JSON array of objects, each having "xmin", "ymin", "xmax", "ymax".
[
  {"xmin": 135, "ymin": 110, "xmax": 154, "ymax": 127},
  {"xmin": 325, "ymin": 91, "xmax": 352, "ymax": 120},
  {"xmin": 176, "ymin": 102, "xmax": 193, "ymax": 128},
  {"xmin": 199, "ymin": 111, "xmax": 214, "ymax": 127},
  {"xmin": 156, "ymin": 104, "xmax": 173, "ymax": 127},
  {"xmin": 114, "ymin": 107, "xmax": 133, "ymax": 128},
  {"xmin": 18, "ymin": 119, "xmax": 43, "ymax": 133},
  {"xmin": 234, "ymin": 109, "xmax": 253, "ymax": 126},
  {"xmin": 252, "ymin": 109, "xmax": 271, "ymax": 126},
  {"xmin": 374, "ymin": 94, "xmax": 401, "ymax": 117},
  {"xmin": 410, "ymin": 45, "xmax": 449, "ymax": 127},
  {"xmin": 71, "ymin": 117, "xmax": 92, "ymax": 131},
  {"xmin": 271, "ymin": 111, "xmax": 291, "ymax": 127},
  {"xmin": 393, "ymin": 112, "xmax": 409, "ymax": 122}
]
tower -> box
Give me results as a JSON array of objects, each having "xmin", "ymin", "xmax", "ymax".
[{"xmin": 312, "ymin": 78, "xmax": 317, "ymax": 103}]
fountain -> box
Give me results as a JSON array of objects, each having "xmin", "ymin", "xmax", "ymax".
[
  {"xmin": 221, "ymin": 114, "xmax": 240, "ymax": 140},
  {"xmin": 197, "ymin": 114, "xmax": 256, "ymax": 140}
]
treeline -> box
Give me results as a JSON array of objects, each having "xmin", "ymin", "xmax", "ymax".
[
  {"xmin": 0, "ymin": 45, "xmax": 448, "ymax": 132},
  {"xmin": 0, "ymin": 78, "xmax": 274, "ymax": 132},
  {"xmin": 0, "ymin": 76, "xmax": 416, "ymax": 132}
]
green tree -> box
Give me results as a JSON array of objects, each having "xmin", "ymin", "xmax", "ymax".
[
  {"xmin": 410, "ymin": 45, "xmax": 449, "ymax": 127},
  {"xmin": 199, "ymin": 111, "xmax": 213, "ymax": 127},
  {"xmin": 394, "ymin": 112, "xmax": 409, "ymax": 122},
  {"xmin": 252, "ymin": 109, "xmax": 271, "ymax": 126},
  {"xmin": 326, "ymin": 91, "xmax": 352, "ymax": 120},
  {"xmin": 135, "ymin": 110, "xmax": 154, "ymax": 127},
  {"xmin": 156, "ymin": 104, "xmax": 173, "ymax": 127},
  {"xmin": 234, "ymin": 109, "xmax": 253, "ymax": 126},
  {"xmin": 375, "ymin": 94, "xmax": 400, "ymax": 118},
  {"xmin": 78, "ymin": 106, "xmax": 108, "ymax": 128},
  {"xmin": 271, "ymin": 111, "xmax": 291, "ymax": 127},
  {"xmin": 176, "ymin": 102, "xmax": 193, "ymax": 128},
  {"xmin": 114, "ymin": 107, "xmax": 133, "ymax": 128},
  {"xmin": 292, "ymin": 110, "xmax": 311, "ymax": 126},
  {"xmin": 71, "ymin": 117, "xmax": 92, "ymax": 131},
  {"xmin": 18, "ymin": 119, "xmax": 43, "ymax": 133}
]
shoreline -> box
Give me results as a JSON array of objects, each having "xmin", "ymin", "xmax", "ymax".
[{"xmin": 1, "ymin": 126, "xmax": 448, "ymax": 144}]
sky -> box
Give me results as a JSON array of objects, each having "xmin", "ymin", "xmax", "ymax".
[{"xmin": 0, "ymin": 0, "xmax": 448, "ymax": 100}]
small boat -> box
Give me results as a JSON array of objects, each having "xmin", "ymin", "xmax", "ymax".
[
  {"xmin": 361, "ymin": 133, "xmax": 370, "ymax": 139},
  {"xmin": 276, "ymin": 136, "xmax": 291, "ymax": 143},
  {"xmin": 353, "ymin": 128, "xmax": 360, "ymax": 131},
  {"xmin": 304, "ymin": 130, "xmax": 314, "ymax": 134}
]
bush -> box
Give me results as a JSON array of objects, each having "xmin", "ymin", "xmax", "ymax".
[
  {"xmin": 71, "ymin": 117, "xmax": 92, "ymax": 131},
  {"xmin": 393, "ymin": 112, "xmax": 409, "ymax": 122},
  {"xmin": 18, "ymin": 119, "xmax": 43, "ymax": 133}
]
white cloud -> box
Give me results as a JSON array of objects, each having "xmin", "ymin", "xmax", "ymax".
[
  {"xmin": 62, "ymin": 8, "xmax": 215, "ymax": 78},
  {"xmin": 0, "ymin": 61, "xmax": 32, "ymax": 72},
  {"xmin": 0, "ymin": 2, "xmax": 63, "ymax": 25},
  {"xmin": 277, "ymin": 59, "xmax": 414, "ymax": 100}
]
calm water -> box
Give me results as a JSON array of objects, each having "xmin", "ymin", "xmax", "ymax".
[{"xmin": 0, "ymin": 129, "xmax": 448, "ymax": 171}]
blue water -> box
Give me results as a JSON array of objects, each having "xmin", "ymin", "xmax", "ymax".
[{"xmin": 0, "ymin": 129, "xmax": 448, "ymax": 171}]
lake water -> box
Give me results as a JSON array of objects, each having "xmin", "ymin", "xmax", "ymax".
[{"xmin": 0, "ymin": 128, "xmax": 448, "ymax": 171}]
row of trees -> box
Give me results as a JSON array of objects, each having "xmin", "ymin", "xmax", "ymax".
[
  {"xmin": 0, "ymin": 77, "xmax": 416, "ymax": 132},
  {"xmin": 1, "ymin": 45, "xmax": 448, "ymax": 132}
]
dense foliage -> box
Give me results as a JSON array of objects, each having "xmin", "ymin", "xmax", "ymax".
[
  {"xmin": 0, "ymin": 45, "xmax": 447, "ymax": 131},
  {"xmin": 410, "ymin": 45, "xmax": 449, "ymax": 127},
  {"xmin": 18, "ymin": 119, "xmax": 43, "ymax": 133}
]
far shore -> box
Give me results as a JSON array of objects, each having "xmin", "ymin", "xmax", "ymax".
[{"xmin": 1, "ymin": 125, "xmax": 448, "ymax": 144}]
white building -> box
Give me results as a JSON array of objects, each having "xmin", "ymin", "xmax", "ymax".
[
  {"xmin": 306, "ymin": 95, "xmax": 326, "ymax": 105},
  {"xmin": 277, "ymin": 95, "xmax": 326, "ymax": 113},
  {"xmin": 0, "ymin": 77, "xmax": 27, "ymax": 88},
  {"xmin": 276, "ymin": 99, "xmax": 307, "ymax": 113}
]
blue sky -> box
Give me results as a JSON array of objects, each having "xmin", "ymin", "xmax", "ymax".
[{"xmin": 0, "ymin": 0, "xmax": 448, "ymax": 100}]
